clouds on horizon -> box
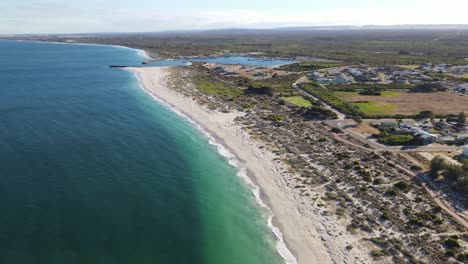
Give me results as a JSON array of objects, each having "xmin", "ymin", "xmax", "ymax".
[{"xmin": 1, "ymin": 0, "xmax": 467, "ymax": 34}]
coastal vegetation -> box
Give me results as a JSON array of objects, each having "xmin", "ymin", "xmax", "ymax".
[
  {"xmin": 430, "ymin": 156, "xmax": 468, "ymax": 195},
  {"xmin": 276, "ymin": 61, "xmax": 348, "ymax": 72},
  {"xmin": 194, "ymin": 75, "xmax": 242, "ymax": 98},
  {"xmin": 163, "ymin": 65, "xmax": 467, "ymax": 262},
  {"xmin": 279, "ymin": 96, "xmax": 312, "ymax": 107},
  {"xmin": 9, "ymin": 27, "xmax": 468, "ymax": 65}
]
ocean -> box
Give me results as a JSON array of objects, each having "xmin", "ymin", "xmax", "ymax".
[{"xmin": 0, "ymin": 40, "xmax": 286, "ymax": 264}]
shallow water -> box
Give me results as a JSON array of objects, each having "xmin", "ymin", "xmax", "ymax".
[{"xmin": 0, "ymin": 40, "xmax": 283, "ymax": 264}]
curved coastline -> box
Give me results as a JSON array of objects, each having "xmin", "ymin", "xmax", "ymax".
[
  {"xmin": 126, "ymin": 66, "xmax": 306, "ymax": 263},
  {"xmin": 127, "ymin": 67, "xmax": 298, "ymax": 264},
  {"xmin": 5, "ymin": 39, "xmax": 152, "ymax": 60}
]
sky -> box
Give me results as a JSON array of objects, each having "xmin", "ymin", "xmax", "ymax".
[{"xmin": 1, "ymin": 0, "xmax": 467, "ymax": 34}]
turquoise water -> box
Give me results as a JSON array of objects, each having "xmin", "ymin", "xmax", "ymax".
[{"xmin": 0, "ymin": 40, "xmax": 283, "ymax": 264}]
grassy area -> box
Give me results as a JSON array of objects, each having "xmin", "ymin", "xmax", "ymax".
[
  {"xmin": 380, "ymin": 91, "xmax": 400, "ymax": 97},
  {"xmin": 299, "ymin": 83, "xmax": 405, "ymax": 117},
  {"xmin": 276, "ymin": 61, "xmax": 348, "ymax": 72},
  {"xmin": 194, "ymin": 76, "xmax": 242, "ymax": 97},
  {"xmin": 299, "ymin": 83, "xmax": 362, "ymax": 117},
  {"xmin": 280, "ymin": 96, "xmax": 312, "ymax": 107},
  {"xmin": 226, "ymin": 74, "xmax": 300, "ymax": 93},
  {"xmin": 335, "ymin": 90, "xmax": 399, "ymax": 98},
  {"xmin": 328, "ymin": 83, "xmax": 413, "ymax": 91},
  {"xmin": 350, "ymin": 101, "xmax": 395, "ymax": 116}
]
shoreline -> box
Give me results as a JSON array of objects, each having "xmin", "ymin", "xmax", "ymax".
[
  {"xmin": 127, "ymin": 66, "xmax": 299, "ymax": 263},
  {"xmin": 126, "ymin": 66, "xmax": 372, "ymax": 264}
]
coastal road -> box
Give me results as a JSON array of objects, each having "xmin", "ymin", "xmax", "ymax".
[
  {"xmin": 292, "ymin": 77, "xmax": 467, "ymax": 228},
  {"xmin": 292, "ymin": 77, "xmax": 346, "ymax": 120},
  {"xmin": 319, "ymin": 121, "xmax": 468, "ymax": 230},
  {"xmin": 395, "ymin": 170, "xmax": 468, "ymax": 230},
  {"xmin": 324, "ymin": 119, "xmax": 461, "ymax": 153}
]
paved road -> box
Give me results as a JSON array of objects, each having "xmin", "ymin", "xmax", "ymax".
[
  {"xmin": 293, "ymin": 77, "xmax": 467, "ymax": 229},
  {"xmin": 292, "ymin": 78, "xmax": 346, "ymax": 120},
  {"xmin": 325, "ymin": 119, "xmax": 461, "ymax": 153}
]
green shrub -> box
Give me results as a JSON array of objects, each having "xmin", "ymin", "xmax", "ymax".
[
  {"xmin": 372, "ymin": 178, "xmax": 383, "ymax": 185},
  {"xmin": 408, "ymin": 217, "xmax": 424, "ymax": 227},
  {"xmin": 394, "ymin": 181, "xmax": 410, "ymax": 191},
  {"xmin": 370, "ymin": 249, "xmax": 385, "ymax": 258},
  {"xmin": 444, "ymin": 238, "xmax": 461, "ymax": 249},
  {"xmin": 385, "ymin": 188, "xmax": 398, "ymax": 196}
]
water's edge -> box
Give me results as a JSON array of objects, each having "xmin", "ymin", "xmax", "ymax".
[{"xmin": 128, "ymin": 68, "xmax": 298, "ymax": 264}]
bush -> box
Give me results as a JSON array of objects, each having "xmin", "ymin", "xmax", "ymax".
[
  {"xmin": 385, "ymin": 188, "xmax": 398, "ymax": 196},
  {"xmin": 411, "ymin": 82, "xmax": 446, "ymax": 93},
  {"xmin": 408, "ymin": 217, "xmax": 424, "ymax": 227},
  {"xmin": 331, "ymin": 127, "xmax": 343, "ymax": 133},
  {"xmin": 430, "ymin": 156, "xmax": 446, "ymax": 173},
  {"xmin": 370, "ymin": 249, "xmax": 385, "ymax": 258},
  {"xmin": 265, "ymin": 114, "xmax": 282, "ymax": 122},
  {"xmin": 377, "ymin": 134, "xmax": 414, "ymax": 146},
  {"xmin": 403, "ymin": 208, "xmax": 411, "ymax": 216},
  {"xmin": 394, "ymin": 181, "xmax": 410, "ymax": 191},
  {"xmin": 373, "ymin": 178, "xmax": 383, "ymax": 185},
  {"xmin": 359, "ymin": 88, "xmax": 382, "ymax": 96},
  {"xmin": 457, "ymin": 252, "xmax": 468, "ymax": 262},
  {"xmin": 444, "ymin": 238, "xmax": 461, "ymax": 249},
  {"xmin": 380, "ymin": 211, "xmax": 390, "ymax": 220}
]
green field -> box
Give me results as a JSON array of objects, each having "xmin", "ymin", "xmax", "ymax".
[
  {"xmin": 276, "ymin": 61, "xmax": 348, "ymax": 72},
  {"xmin": 280, "ymin": 96, "xmax": 312, "ymax": 107},
  {"xmin": 350, "ymin": 101, "xmax": 395, "ymax": 116}
]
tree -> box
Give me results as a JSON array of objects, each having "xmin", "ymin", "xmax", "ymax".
[
  {"xmin": 418, "ymin": 111, "xmax": 434, "ymax": 123},
  {"xmin": 353, "ymin": 116, "xmax": 363, "ymax": 124},
  {"xmin": 457, "ymin": 111, "xmax": 466, "ymax": 125},
  {"xmin": 396, "ymin": 119, "xmax": 403, "ymax": 127},
  {"xmin": 430, "ymin": 156, "xmax": 446, "ymax": 173},
  {"xmin": 444, "ymin": 164, "xmax": 466, "ymax": 181}
]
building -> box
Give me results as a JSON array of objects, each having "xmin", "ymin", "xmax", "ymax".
[
  {"xmin": 316, "ymin": 78, "xmax": 331, "ymax": 84},
  {"xmin": 307, "ymin": 71, "xmax": 322, "ymax": 80},
  {"xmin": 434, "ymin": 122, "xmax": 452, "ymax": 131},
  {"xmin": 439, "ymin": 136, "xmax": 456, "ymax": 144},
  {"xmin": 374, "ymin": 122, "xmax": 396, "ymax": 130},
  {"xmin": 414, "ymin": 130, "xmax": 437, "ymax": 144},
  {"xmin": 457, "ymin": 134, "xmax": 468, "ymax": 143},
  {"xmin": 463, "ymin": 146, "xmax": 468, "ymax": 157}
]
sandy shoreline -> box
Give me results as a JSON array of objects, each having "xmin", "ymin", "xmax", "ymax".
[{"xmin": 126, "ymin": 66, "xmax": 372, "ymax": 264}]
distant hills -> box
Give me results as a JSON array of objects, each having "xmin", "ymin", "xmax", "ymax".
[{"xmin": 7, "ymin": 24, "xmax": 468, "ymax": 37}]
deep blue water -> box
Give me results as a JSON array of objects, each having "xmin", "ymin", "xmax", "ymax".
[{"xmin": 0, "ymin": 40, "xmax": 283, "ymax": 264}]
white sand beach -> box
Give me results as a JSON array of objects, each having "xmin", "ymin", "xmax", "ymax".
[{"xmin": 127, "ymin": 66, "xmax": 373, "ymax": 264}]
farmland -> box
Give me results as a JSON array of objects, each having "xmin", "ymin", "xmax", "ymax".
[
  {"xmin": 338, "ymin": 90, "xmax": 468, "ymax": 116},
  {"xmin": 299, "ymin": 82, "xmax": 468, "ymax": 117}
]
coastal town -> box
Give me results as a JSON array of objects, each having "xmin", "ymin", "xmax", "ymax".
[{"xmin": 144, "ymin": 57, "xmax": 468, "ymax": 263}]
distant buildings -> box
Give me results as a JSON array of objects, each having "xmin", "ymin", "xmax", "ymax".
[{"xmin": 308, "ymin": 72, "xmax": 350, "ymax": 85}]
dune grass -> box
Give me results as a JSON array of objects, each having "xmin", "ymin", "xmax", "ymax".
[{"xmin": 280, "ymin": 96, "xmax": 312, "ymax": 107}]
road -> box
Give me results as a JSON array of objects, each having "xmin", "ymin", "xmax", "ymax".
[
  {"xmin": 292, "ymin": 78, "xmax": 346, "ymax": 120},
  {"xmin": 291, "ymin": 77, "xmax": 467, "ymax": 229},
  {"xmin": 325, "ymin": 119, "xmax": 461, "ymax": 153}
]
